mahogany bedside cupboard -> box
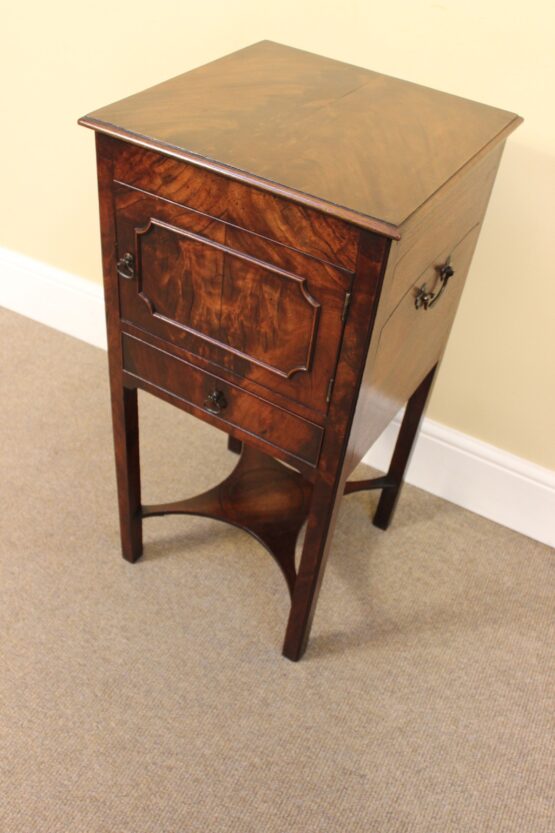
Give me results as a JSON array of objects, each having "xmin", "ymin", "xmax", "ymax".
[{"xmin": 79, "ymin": 41, "xmax": 522, "ymax": 661}]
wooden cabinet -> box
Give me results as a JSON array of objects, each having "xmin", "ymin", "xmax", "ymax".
[{"xmin": 80, "ymin": 41, "xmax": 521, "ymax": 660}]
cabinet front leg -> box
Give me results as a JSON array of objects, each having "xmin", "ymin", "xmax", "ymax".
[
  {"xmin": 110, "ymin": 383, "xmax": 142, "ymax": 562},
  {"xmin": 282, "ymin": 473, "xmax": 345, "ymax": 661},
  {"xmin": 373, "ymin": 364, "xmax": 437, "ymax": 530}
]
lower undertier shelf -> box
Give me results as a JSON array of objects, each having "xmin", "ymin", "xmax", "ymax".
[{"xmin": 142, "ymin": 444, "xmax": 395, "ymax": 595}]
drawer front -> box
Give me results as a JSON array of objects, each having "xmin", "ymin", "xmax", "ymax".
[
  {"xmin": 122, "ymin": 333, "xmax": 324, "ymax": 467},
  {"xmin": 367, "ymin": 224, "xmax": 481, "ymax": 429},
  {"xmin": 114, "ymin": 184, "xmax": 352, "ymax": 418},
  {"xmin": 112, "ymin": 140, "xmax": 359, "ymax": 271}
]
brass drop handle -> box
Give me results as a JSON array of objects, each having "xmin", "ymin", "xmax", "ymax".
[
  {"xmin": 415, "ymin": 260, "xmax": 455, "ymax": 310},
  {"xmin": 204, "ymin": 389, "xmax": 227, "ymax": 415},
  {"xmin": 117, "ymin": 252, "xmax": 135, "ymax": 280}
]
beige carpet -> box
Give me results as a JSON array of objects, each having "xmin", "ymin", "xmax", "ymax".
[{"xmin": 0, "ymin": 306, "xmax": 553, "ymax": 833}]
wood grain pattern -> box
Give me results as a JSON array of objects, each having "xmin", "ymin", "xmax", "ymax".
[
  {"xmin": 135, "ymin": 220, "xmax": 321, "ymax": 379},
  {"xmin": 83, "ymin": 48, "xmax": 522, "ymax": 660},
  {"xmin": 80, "ymin": 41, "xmax": 521, "ymax": 233},
  {"xmin": 142, "ymin": 445, "xmax": 314, "ymax": 597},
  {"xmin": 382, "ymin": 143, "xmax": 504, "ymax": 317},
  {"xmin": 120, "ymin": 320, "xmax": 325, "ymax": 427},
  {"xmin": 346, "ymin": 224, "xmax": 482, "ymax": 477},
  {"xmin": 95, "ymin": 134, "xmax": 143, "ymax": 564},
  {"xmin": 372, "ymin": 224, "xmax": 481, "ymax": 403},
  {"xmin": 121, "ymin": 333, "xmax": 324, "ymax": 468},
  {"xmin": 114, "ymin": 178, "xmax": 353, "ymax": 288},
  {"xmin": 115, "ymin": 183, "xmax": 350, "ymax": 416},
  {"xmin": 282, "ymin": 231, "xmax": 391, "ymax": 660},
  {"xmin": 111, "ymin": 141, "xmax": 360, "ymax": 270},
  {"xmin": 345, "ymin": 142, "xmax": 506, "ymax": 479}
]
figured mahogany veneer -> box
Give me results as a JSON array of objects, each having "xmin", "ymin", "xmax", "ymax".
[
  {"xmin": 112, "ymin": 142, "xmax": 359, "ymax": 271},
  {"xmin": 114, "ymin": 181, "xmax": 351, "ymax": 417},
  {"xmin": 122, "ymin": 333, "xmax": 324, "ymax": 468},
  {"xmin": 80, "ymin": 41, "xmax": 521, "ymax": 660},
  {"xmin": 144, "ymin": 445, "xmax": 314, "ymax": 597}
]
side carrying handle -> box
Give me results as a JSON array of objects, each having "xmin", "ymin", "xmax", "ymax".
[
  {"xmin": 415, "ymin": 259, "xmax": 455, "ymax": 310},
  {"xmin": 204, "ymin": 389, "xmax": 227, "ymax": 415}
]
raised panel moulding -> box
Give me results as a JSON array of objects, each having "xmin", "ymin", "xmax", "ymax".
[{"xmin": 133, "ymin": 219, "xmax": 321, "ymax": 379}]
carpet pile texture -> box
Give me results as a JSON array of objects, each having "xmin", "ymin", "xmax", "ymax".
[{"xmin": 0, "ymin": 308, "xmax": 553, "ymax": 832}]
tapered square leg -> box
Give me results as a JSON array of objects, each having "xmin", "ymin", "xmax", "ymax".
[
  {"xmin": 95, "ymin": 135, "xmax": 143, "ymax": 564},
  {"xmin": 109, "ymin": 384, "xmax": 142, "ymax": 562},
  {"xmin": 373, "ymin": 364, "xmax": 437, "ymax": 530},
  {"xmin": 282, "ymin": 474, "xmax": 345, "ymax": 661}
]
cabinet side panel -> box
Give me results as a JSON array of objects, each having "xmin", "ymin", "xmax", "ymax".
[{"xmin": 345, "ymin": 142, "xmax": 506, "ymax": 475}]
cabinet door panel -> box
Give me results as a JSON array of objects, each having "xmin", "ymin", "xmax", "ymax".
[{"xmin": 114, "ymin": 184, "xmax": 352, "ymax": 417}]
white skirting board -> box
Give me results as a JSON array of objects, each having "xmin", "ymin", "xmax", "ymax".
[
  {"xmin": 363, "ymin": 417, "xmax": 554, "ymax": 548},
  {"xmin": 0, "ymin": 247, "xmax": 107, "ymax": 350},
  {"xmin": 1, "ymin": 245, "xmax": 553, "ymax": 548}
]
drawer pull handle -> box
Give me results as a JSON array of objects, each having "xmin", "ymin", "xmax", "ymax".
[
  {"xmin": 415, "ymin": 260, "xmax": 455, "ymax": 310},
  {"xmin": 117, "ymin": 252, "xmax": 135, "ymax": 280},
  {"xmin": 204, "ymin": 389, "xmax": 227, "ymax": 415}
]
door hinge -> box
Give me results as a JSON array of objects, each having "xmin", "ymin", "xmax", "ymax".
[
  {"xmin": 326, "ymin": 377, "xmax": 335, "ymax": 404},
  {"xmin": 342, "ymin": 291, "xmax": 352, "ymax": 323}
]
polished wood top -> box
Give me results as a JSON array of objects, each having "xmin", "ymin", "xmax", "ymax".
[{"xmin": 80, "ymin": 41, "xmax": 521, "ymax": 236}]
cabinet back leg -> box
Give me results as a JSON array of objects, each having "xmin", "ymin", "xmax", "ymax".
[{"xmin": 373, "ymin": 365, "xmax": 437, "ymax": 530}]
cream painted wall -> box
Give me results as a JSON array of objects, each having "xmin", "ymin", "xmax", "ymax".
[{"xmin": 3, "ymin": 1, "xmax": 554, "ymax": 469}]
